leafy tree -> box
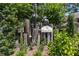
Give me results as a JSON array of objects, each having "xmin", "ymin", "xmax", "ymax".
[
  {"xmin": 0, "ymin": 3, "xmax": 33, "ymax": 55},
  {"xmin": 0, "ymin": 4, "xmax": 18, "ymax": 55},
  {"xmin": 43, "ymin": 4, "xmax": 65, "ymax": 27}
]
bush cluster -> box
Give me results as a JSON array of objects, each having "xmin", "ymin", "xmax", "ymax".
[{"xmin": 48, "ymin": 31, "xmax": 79, "ymax": 56}]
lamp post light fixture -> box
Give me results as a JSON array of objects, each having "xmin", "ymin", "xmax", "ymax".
[{"xmin": 42, "ymin": 16, "xmax": 49, "ymax": 26}]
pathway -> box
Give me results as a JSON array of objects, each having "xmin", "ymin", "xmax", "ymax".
[
  {"xmin": 26, "ymin": 45, "xmax": 48, "ymax": 56},
  {"xmin": 26, "ymin": 46, "xmax": 37, "ymax": 56},
  {"xmin": 42, "ymin": 46, "xmax": 48, "ymax": 56}
]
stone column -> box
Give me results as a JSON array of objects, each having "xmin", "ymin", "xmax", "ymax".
[
  {"xmin": 20, "ymin": 32, "xmax": 24, "ymax": 50},
  {"xmin": 33, "ymin": 28, "xmax": 37, "ymax": 44},
  {"xmin": 24, "ymin": 19, "xmax": 31, "ymax": 46},
  {"xmin": 51, "ymin": 24, "xmax": 53, "ymax": 42},
  {"xmin": 43, "ymin": 33, "xmax": 46, "ymax": 44},
  {"xmin": 23, "ymin": 33, "xmax": 27, "ymax": 46},
  {"xmin": 33, "ymin": 24, "xmax": 39, "ymax": 45},
  {"xmin": 37, "ymin": 25, "xmax": 40, "ymax": 47},
  {"xmin": 37, "ymin": 31, "xmax": 40, "ymax": 48},
  {"xmin": 43, "ymin": 33, "xmax": 45, "ymax": 40},
  {"xmin": 51, "ymin": 32, "xmax": 53, "ymax": 42},
  {"xmin": 24, "ymin": 19, "xmax": 30, "ymax": 34},
  {"xmin": 47, "ymin": 33, "xmax": 50, "ymax": 44}
]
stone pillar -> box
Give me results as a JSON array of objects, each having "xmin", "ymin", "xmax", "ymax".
[
  {"xmin": 32, "ymin": 28, "xmax": 37, "ymax": 44},
  {"xmin": 32, "ymin": 24, "xmax": 39, "ymax": 45},
  {"xmin": 24, "ymin": 19, "xmax": 30, "ymax": 34},
  {"xmin": 20, "ymin": 32, "xmax": 24, "ymax": 50},
  {"xmin": 47, "ymin": 33, "xmax": 50, "ymax": 44},
  {"xmin": 23, "ymin": 33, "xmax": 27, "ymax": 46},
  {"xmin": 24, "ymin": 19, "xmax": 31, "ymax": 46},
  {"xmin": 51, "ymin": 32, "xmax": 53, "ymax": 42},
  {"xmin": 37, "ymin": 24, "xmax": 40, "ymax": 47},
  {"xmin": 43, "ymin": 33, "xmax": 46, "ymax": 42},
  {"xmin": 37, "ymin": 31, "xmax": 40, "ymax": 48},
  {"xmin": 51, "ymin": 24, "xmax": 53, "ymax": 42}
]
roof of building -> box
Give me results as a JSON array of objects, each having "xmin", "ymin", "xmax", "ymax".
[{"xmin": 41, "ymin": 25, "xmax": 52, "ymax": 32}]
